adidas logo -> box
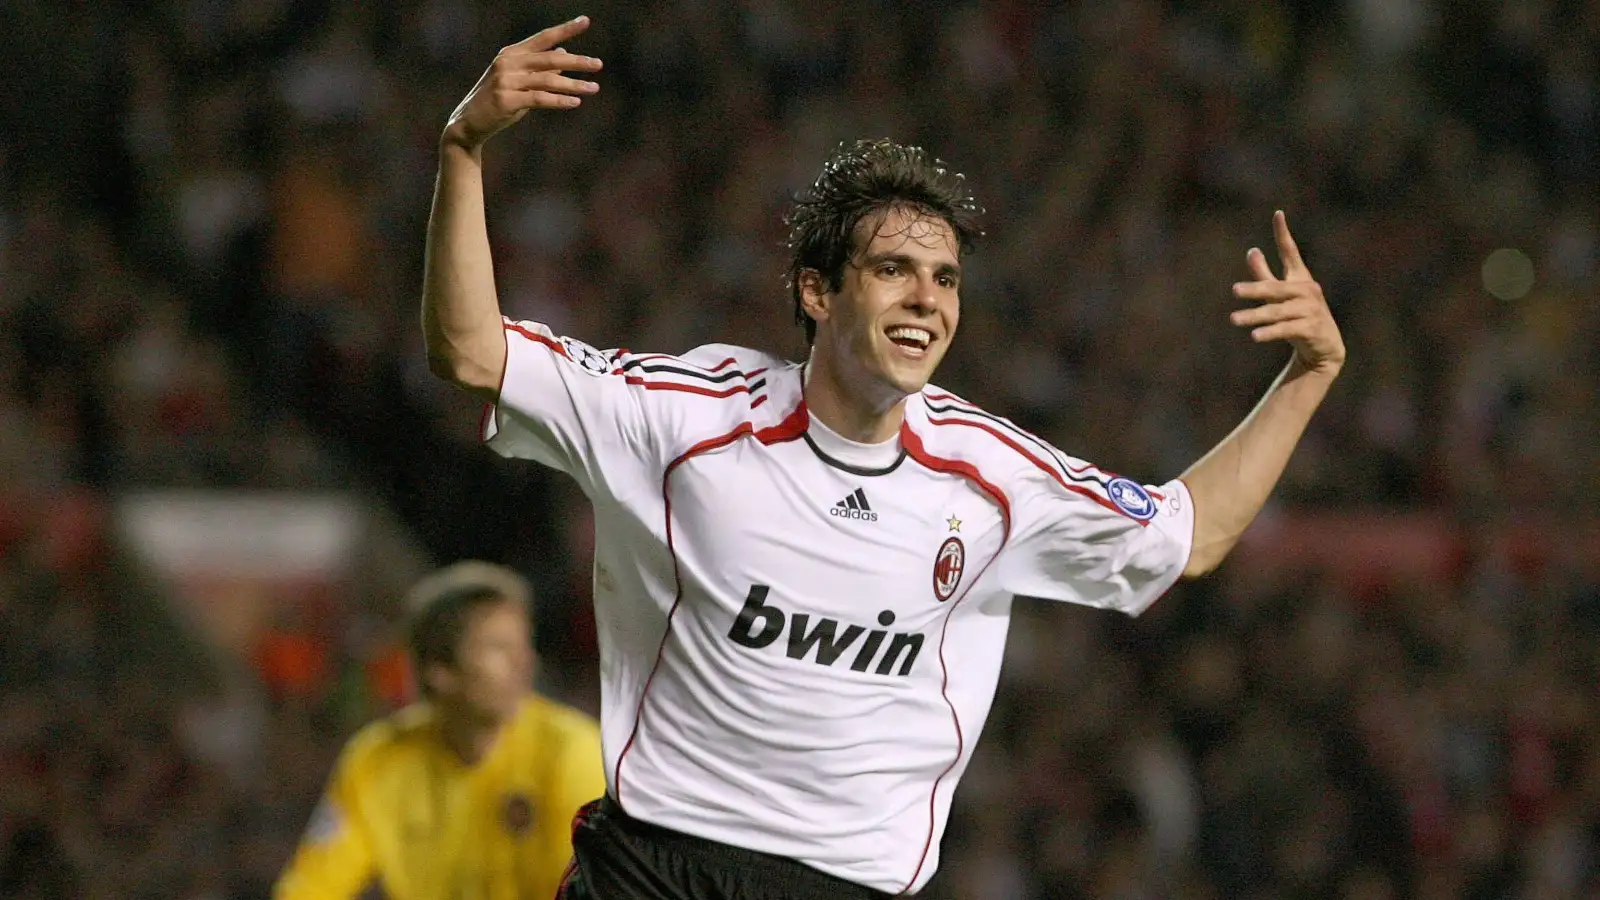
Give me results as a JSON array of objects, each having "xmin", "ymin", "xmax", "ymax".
[{"xmin": 830, "ymin": 488, "xmax": 878, "ymax": 522}]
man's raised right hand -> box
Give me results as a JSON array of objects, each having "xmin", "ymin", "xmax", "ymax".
[{"xmin": 442, "ymin": 16, "xmax": 603, "ymax": 150}]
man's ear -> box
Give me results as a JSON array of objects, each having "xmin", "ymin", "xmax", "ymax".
[{"xmin": 798, "ymin": 269, "xmax": 831, "ymax": 327}]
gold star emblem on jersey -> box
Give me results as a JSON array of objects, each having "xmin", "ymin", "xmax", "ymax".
[{"xmin": 946, "ymin": 515, "xmax": 961, "ymax": 532}]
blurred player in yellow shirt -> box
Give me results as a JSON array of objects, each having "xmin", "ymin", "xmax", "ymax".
[{"xmin": 275, "ymin": 561, "xmax": 605, "ymax": 900}]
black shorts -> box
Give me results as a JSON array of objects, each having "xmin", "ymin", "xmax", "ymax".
[{"xmin": 556, "ymin": 796, "xmax": 895, "ymax": 900}]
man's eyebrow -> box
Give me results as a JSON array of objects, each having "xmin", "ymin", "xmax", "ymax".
[
  {"xmin": 857, "ymin": 251, "xmax": 914, "ymax": 268},
  {"xmin": 856, "ymin": 252, "xmax": 962, "ymax": 278}
]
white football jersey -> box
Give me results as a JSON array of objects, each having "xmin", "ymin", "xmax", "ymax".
[{"xmin": 483, "ymin": 319, "xmax": 1195, "ymax": 893}]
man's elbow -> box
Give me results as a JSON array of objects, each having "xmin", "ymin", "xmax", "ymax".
[
  {"xmin": 425, "ymin": 350, "xmax": 466, "ymax": 383},
  {"xmin": 426, "ymin": 350, "xmax": 502, "ymax": 398},
  {"xmin": 1180, "ymin": 543, "xmax": 1228, "ymax": 580}
]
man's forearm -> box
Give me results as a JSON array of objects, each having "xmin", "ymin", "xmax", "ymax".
[
  {"xmin": 421, "ymin": 141, "xmax": 508, "ymax": 398},
  {"xmin": 1179, "ymin": 355, "xmax": 1337, "ymax": 576}
]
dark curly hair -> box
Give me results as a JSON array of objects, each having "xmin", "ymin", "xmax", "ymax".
[{"xmin": 784, "ymin": 139, "xmax": 983, "ymax": 344}]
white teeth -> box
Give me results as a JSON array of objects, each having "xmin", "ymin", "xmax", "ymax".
[{"xmin": 886, "ymin": 326, "xmax": 932, "ymax": 349}]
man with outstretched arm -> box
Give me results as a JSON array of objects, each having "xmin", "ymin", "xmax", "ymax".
[{"xmin": 422, "ymin": 15, "xmax": 1344, "ymax": 900}]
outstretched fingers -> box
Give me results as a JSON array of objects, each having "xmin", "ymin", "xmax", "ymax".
[
  {"xmin": 1224, "ymin": 210, "xmax": 1343, "ymax": 369},
  {"xmin": 527, "ymin": 50, "xmax": 604, "ymax": 73},
  {"xmin": 1246, "ymin": 246, "xmax": 1277, "ymax": 282},
  {"xmin": 490, "ymin": 30, "xmax": 603, "ymax": 113},
  {"xmin": 517, "ymin": 15, "xmax": 593, "ymax": 53},
  {"xmin": 502, "ymin": 67, "xmax": 601, "ymax": 98},
  {"xmin": 1273, "ymin": 210, "xmax": 1309, "ymax": 279},
  {"xmin": 1230, "ymin": 298, "xmax": 1313, "ymax": 327},
  {"xmin": 1232, "ymin": 279, "xmax": 1302, "ymax": 302},
  {"xmin": 1246, "ymin": 320, "xmax": 1312, "ymax": 344}
]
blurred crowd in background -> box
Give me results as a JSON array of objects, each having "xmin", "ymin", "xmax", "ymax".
[{"xmin": 2, "ymin": 0, "xmax": 1598, "ymax": 898}]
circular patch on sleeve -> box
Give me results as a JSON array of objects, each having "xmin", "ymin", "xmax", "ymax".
[
  {"xmin": 1107, "ymin": 477, "xmax": 1157, "ymax": 521},
  {"xmin": 557, "ymin": 336, "xmax": 614, "ymax": 376}
]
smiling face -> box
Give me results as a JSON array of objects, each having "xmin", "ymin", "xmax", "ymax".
[{"xmin": 801, "ymin": 205, "xmax": 962, "ymax": 408}]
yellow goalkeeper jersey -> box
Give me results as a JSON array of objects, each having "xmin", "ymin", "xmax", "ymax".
[{"xmin": 274, "ymin": 695, "xmax": 605, "ymax": 900}]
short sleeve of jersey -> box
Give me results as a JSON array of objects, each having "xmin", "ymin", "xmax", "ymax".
[
  {"xmin": 999, "ymin": 473, "xmax": 1195, "ymax": 617},
  {"xmin": 484, "ymin": 320, "xmax": 656, "ymax": 487},
  {"xmin": 483, "ymin": 320, "xmax": 762, "ymax": 500},
  {"xmin": 273, "ymin": 737, "xmax": 377, "ymax": 900}
]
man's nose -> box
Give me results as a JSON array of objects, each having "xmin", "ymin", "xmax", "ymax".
[{"xmin": 903, "ymin": 274, "xmax": 938, "ymax": 312}]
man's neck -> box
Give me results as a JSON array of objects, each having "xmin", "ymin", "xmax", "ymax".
[
  {"xmin": 436, "ymin": 704, "xmax": 505, "ymax": 765},
  {"xmin": 803, "ymin": 353, "xmax": 907, "ymax": 444}
]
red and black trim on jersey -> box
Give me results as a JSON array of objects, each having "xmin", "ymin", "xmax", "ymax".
[
  {"xmin": 897, "ymin": 421, "xmax": 1011, "ymax": 894},
  {"xmin": 920, "ymin": 390, "xmax": 1161, "ymax": 523},
  {"xmin": 613, "ymin": 402, "xmax": 811, "ymax": 810},
  {"xmin": 501, "ymin": 322, "xmax": 770, "ymax": 400},
  {"xmin": 801, "ymin": 432, "xmax": 907, "ymax": 477},
  {"xmin": 619, "ymin": 354, "xmax": 744, "ymax": 381}
]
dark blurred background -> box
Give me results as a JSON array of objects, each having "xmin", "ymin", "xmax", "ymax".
[{"xmin": 2, "ymin": 1, "xmax": 1598, "ymax": 898}]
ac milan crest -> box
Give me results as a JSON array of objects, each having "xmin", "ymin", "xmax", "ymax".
[{"xmin": 933, "ymin": 537, "xmax": 965, "ymax": 602}]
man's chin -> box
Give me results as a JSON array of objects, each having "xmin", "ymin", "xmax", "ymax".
[
  {"xmin": 851, "ymin": 352, "xmax": 936, "ymax": 405},
  {"xmin": 885, "ymin": 358, "xmax": 939, "ymax": 394},
  {"xmin": 893, "ymin": 375, "xmax": 930, "ymax": 395}
]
